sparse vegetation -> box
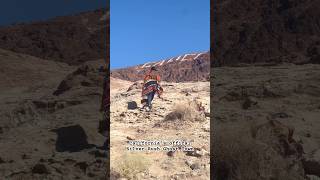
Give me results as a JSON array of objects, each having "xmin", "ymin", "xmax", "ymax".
[
  {"xmin": 213, "ymin": 124, "xmax": 305, "ymax": 180},
  {"xmin": 113, "ymin": 153, "xmax": 151, "ymax": 180},
  {"xmin": 164, "ymin": 100, "xmax": 206, "ymax": 123}
]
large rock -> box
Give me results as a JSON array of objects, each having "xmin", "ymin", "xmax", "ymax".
[
  {"xmin": 53, "ymin": 61, "xmax": 104, "ymax": 96},
  {"xmin": 303, "ymin": 149, "xmax": 320, "ymax": 177},
  {"xmin": 52, "ymin": 125, "xmax": 95, "ymax": 152},
  {"xmin": 32, "ymin": 163, "xmax": 50, "ymax": 174}
]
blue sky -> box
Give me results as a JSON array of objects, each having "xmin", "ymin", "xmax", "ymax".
[
  {"xmin": 111, "ymin": 0, "xmax": 210, "ymax": 69},
  {"xmin": 0, "ymin": 0, "xmax": 107, "ymax": 26}
]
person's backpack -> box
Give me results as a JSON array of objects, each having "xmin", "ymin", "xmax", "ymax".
[{"xmin": 144, "ymin": 74, "xmax": 160, "ymax": 83}]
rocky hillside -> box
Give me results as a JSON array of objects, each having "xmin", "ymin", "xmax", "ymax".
[
  {"xmin": 212, "ymin": 0, "xmax": 320, "ymax": 67},
  {"xmin": 212, "ymin": 64, "xmax": 320, "ymax": 179},
  {"xmin": 0, "ymin": 7, "xmax": 109, "ymax": 179},
  {"xmin": 111, "ymin": 52, "xmax": 210, "ymax": 82},
  {"xmin": 0, "ymin": 49, "xmax": 107, "ymax": 179},
  {"xmin": 0, "ymin": 8, "xmax": 108, "ymax": 65},
  {"xmin": 110, "ymin": 78, "xmax": 210, "ymax": 179},
  {"xmin": 0, "ymin": 48, "xmax": 71, "ymax": 91}
]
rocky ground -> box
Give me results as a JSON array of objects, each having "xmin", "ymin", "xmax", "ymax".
[
  {"xmin": 0, "ymin": 49, "xmax": 108, "ymax": 179},
  {"xmin": 212, "ymin": 63, "xmax": 320, "ymax": 180},
  {"xmin": 110, "ymin": 78, "xmax": 210, "ymax": 179}
]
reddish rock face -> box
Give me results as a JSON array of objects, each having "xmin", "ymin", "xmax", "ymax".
[
  {"xmin": 212, "ymin": 0, "xmax": 320, "ymax": 67},
  {"xmin": 0, "ymin": 8, "xmax": 108, "ymax": 65},
  {"xmin": 111, "ymin": 52, "xmax": 210, "ymax": 82}
]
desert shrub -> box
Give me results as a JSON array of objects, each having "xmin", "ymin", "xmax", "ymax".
[
  {"xmin": 213, "ymin": 123, "xmax": 305, "ymax": 180},
  {"xmin": 307, "ymin": 175, "xmax": 320, "ymax": 180},
  {"xmin": 110, "ymin": 170, "xmax": 121, "ymax": 180},
  {"xmin": 113, "ymin": 153, "xmax": 150, "ymax": 180},
  {"xmin": 164, "ymin": 100, "xmax": 206, "ymax": 122}
]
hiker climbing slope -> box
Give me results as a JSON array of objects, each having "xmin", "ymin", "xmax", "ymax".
[{"xmin": 141, "ymin": 66, "xmax": 163, "ymax": 111}]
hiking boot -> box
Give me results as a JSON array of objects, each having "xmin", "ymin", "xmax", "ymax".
[
  {"xmin": 145, "ymin": 107, "xmax": 151, "ymax": 112},
  {"xmin": 140, "ymin": 104, "xmax": 146, "ymax": 111}
]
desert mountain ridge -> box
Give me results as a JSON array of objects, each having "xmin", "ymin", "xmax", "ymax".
[
  {"xmin": 0, "ymin": 8, "xmax": 108, "ymax": 66},
  {"xmin": 111, "ymin": 51, "xmax": 210, "ymax": 82}
]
